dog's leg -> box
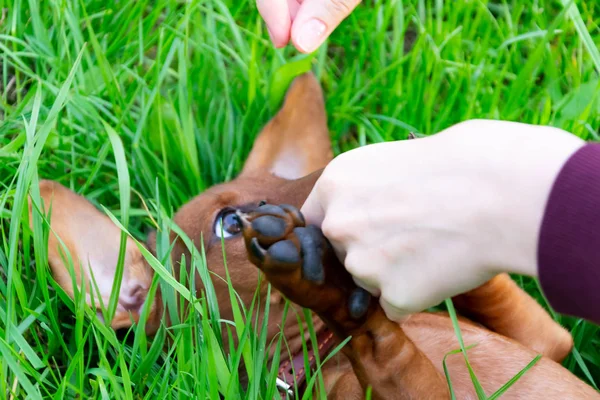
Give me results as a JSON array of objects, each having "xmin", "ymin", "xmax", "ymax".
[
  {"xmin": 237, "ymin": 204, "xmax": 449, "ymax": 400},
  {"xmin": 324, "ymin": 368, "xmax": 364, "ymax": 400},
  {"xmin": 452, "ymin": 274, "xmax": 573, "ymax": 362}
]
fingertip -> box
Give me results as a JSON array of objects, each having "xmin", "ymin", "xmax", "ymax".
[
  {"xmin": 290, "ymin": 0, "xmax": 360, "ymax": 53},
  {"xmin": 257, "ymin": 0, "xmax": 292, "ymax": 47},
  {"xmin": 380, "ymin": 298, "xmax": 410, "ymax": 323},
  {"xmin": 291, "ymin": 18, "xmax": 327, "ymax": 53},
  {"xmin": 289, "ymin": 0, "xmax": 328, "ymax": 53},
  {"xmin": 264, "ymin": 23, "xmax": 291, "ymax": 48}
]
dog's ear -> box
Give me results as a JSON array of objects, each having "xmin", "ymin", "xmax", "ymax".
[
  {"xmin": 241, "ymin": 72, "xmax": 333, "ymax": 180},
  {"xmin": 29, "ymin": 180, "xmax": 161, "ymax": 333}
]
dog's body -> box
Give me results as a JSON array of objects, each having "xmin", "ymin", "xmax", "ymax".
[{"xmin": 31, "ymin": 74, "xmax": 599, "ymax": 399}]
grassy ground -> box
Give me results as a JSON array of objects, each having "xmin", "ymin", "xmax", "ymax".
[{"xmin": 1, "ymin": 0, "xmax": 600, "ymax": 398}]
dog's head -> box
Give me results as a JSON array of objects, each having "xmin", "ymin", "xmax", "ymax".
[{"xmin": 31, "ymin": 73, "xmax": 333, "ymax": 350}]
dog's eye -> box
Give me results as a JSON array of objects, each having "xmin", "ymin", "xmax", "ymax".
[{"xmin": 214, "ymin": 209, "xmax": 241, "ymax": 239}]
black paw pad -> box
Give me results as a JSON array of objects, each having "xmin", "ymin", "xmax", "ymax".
[
  {"xmin": 255, "ymin": 204, "xmax": 287, "ymax": 217},
  {"xmin": 251, "ymin": 215, "xmax": 286, "ymax": 238},
  {"xmin": 294, "ymin": 226, "xmax": 325, "ymax": 284},
  {"xmin": 348, "ymin": 287, "xmax": 371, "ymax": 319},
  {"xmin": 268, "ymin": 240, "xmax": 300, "ymax": 266}
]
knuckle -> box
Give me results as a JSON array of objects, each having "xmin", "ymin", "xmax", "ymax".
[
  {"xmin": 376, "ymin": 242, "xmax": 396, "ymax": 264},
  {"xmin": 320, "ymin": 210, "xmax": 350, "ymax": 240},
  {"xmin": 344, "ymin": 252, "xmax": 375, "ymax": 283},
  {"xmin": 343, "ymin": 251, "xmax": 361, "ymax": 275},
  {"xmin": 320, "ymin": 215, "xmax": 341, "ymax": 239},
  {"xmin": 377, "ymin": 238, "xmax": 416, "ymax": 264}
]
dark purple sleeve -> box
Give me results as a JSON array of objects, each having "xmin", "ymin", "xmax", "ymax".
[{"xmin": 538, "ymin": 143, "xmax": 600, "ymax": 325}]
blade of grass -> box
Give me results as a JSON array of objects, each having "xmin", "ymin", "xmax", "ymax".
[
  {"xmin": 102, "ymin": 120, "xmax": 131, "ymax": 326},
  {"xmin": 444, "ymin": 299, "xmax": 487, "ymax": 399}
]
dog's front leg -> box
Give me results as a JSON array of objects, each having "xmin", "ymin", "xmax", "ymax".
[
  {"xmin": 452, "ymin": 273, "xmax": 573, "ymax": 362},
  {"xmin": 237, "ymin": 204, "xmax": 450, "ymax": 400}
]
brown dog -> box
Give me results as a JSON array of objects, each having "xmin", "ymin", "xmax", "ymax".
[{"xmin": 30, "ymin": 73, "xmax": 599, "ymax": 399}]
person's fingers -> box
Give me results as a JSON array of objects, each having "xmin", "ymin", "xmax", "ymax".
[
  {"xmin": 290, "ymin": 0, "xmax": 361, "ymax": 53},
  {"xmin": 256, "ymin": 0, "xmax": 292, "ymax": 48},
  {"xmin": 352, "ymin": 276, "xmax": 381, "ymax": 297},
  {"xmin": 288, "ymin": 0, "xmax": 301, "ymax": 20},
  {"xmin": 379, "ymin": 297, "xmax": 411, "ymax": 323},
  {"xmin": 300, "ymin": 185, "xmax": 326, "ymax": 227},
  {"xmin": 343, "ymin": 250, "xmax": 380, "ymax": 288}
]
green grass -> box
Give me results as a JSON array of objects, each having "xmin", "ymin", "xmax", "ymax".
[{"xmin": 1, "ymin": 0, "xmax": 600, "ymax": 398}]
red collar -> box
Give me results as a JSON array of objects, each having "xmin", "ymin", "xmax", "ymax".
[{"xmin": 276, "ymin": 328, "xmax": 337, "ymax": 398}]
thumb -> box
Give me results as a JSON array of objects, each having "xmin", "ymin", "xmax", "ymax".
[{"xmin": 290, "ymin": 0, "xmax": 361, "ymax": 53}]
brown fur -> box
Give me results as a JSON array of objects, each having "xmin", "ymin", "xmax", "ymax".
[{"xmin": 29, "ymin": 73, "xmax": 599, "ymax": 399}]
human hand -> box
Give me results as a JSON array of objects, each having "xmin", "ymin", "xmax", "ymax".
[
  {"xmin": 301, "ymin": 119, "xmax": 585, "ymax": 321},
  {"xmin": 257, "ymin": 0, "xmax": 361, "ymax": 53}
]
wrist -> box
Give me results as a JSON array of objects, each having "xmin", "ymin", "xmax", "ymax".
[
  {"xmin": 438, "ymin": 120, "xmax": 585, "ymax": 278},
  {"xmin": 491, "ymin": 123, "xmax": 584, "ymax": 278}
]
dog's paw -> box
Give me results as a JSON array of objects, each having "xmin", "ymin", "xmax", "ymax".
[{"xmin": 236, "ymin": 204, "xmax": 372, "ymax": 328}]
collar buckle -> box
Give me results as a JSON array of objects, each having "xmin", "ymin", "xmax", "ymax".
[{"xmin": 276, "ymin": 377, "xmax": 294, "ymax": 398}]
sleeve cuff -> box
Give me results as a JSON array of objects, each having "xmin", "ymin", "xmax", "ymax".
[{"xmin": 538, "ymin": 143, "xmax": 600, "ymax": 324}]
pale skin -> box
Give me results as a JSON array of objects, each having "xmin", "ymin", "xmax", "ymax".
[
  {"xmin": 300, "ymin": 119, "xmax": 586, "ymax": 321},
  {"xmin": 257, "ymin": 0, "xmax": 362, "ymax": 53},
  {"xmin": 255, "ymin": 4, "xmax": 588, "ymax": 322}
]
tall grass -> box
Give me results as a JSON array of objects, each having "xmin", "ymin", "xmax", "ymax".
[{"xmin": 1, "ymin": 0, "xmax": 599, "ymax": 398}]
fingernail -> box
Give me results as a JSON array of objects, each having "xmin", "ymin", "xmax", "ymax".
[{"xmin": 296, "ymin": 19, "xmax": 326, "ymax": 53}]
